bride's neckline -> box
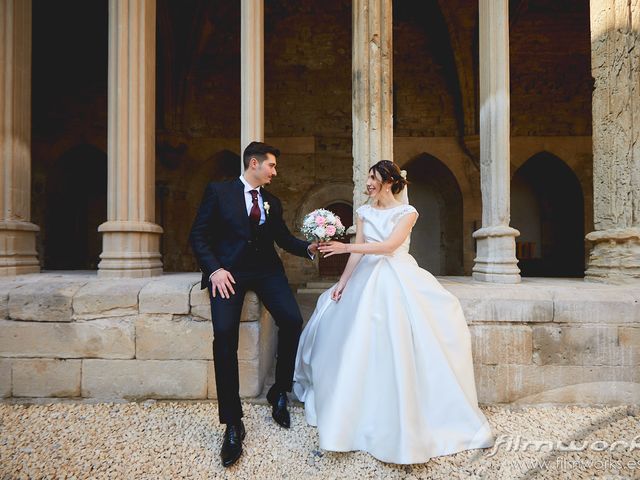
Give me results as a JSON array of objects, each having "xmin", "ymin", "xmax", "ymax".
[{"xmin": 369, "ymin": 203, "xmax": 405, "ymax": 211}]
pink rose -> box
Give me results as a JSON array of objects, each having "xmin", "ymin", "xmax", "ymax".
[
  {"xmin": 326, "ymin": 225, "xmax": 336, "ymax": 236},
  {"xmin": 315, "ymin": 216, "xmax": 326, "ymax": 226}
]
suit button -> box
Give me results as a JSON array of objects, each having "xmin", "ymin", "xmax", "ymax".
[{"xmin": 248, "ymin": 240, "xmax": 252, "ymax": 245}]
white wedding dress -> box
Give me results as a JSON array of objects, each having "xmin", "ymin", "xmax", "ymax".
[{"xmin": 293, "ymin": 204, "xmax": 494, "ymax": 464}]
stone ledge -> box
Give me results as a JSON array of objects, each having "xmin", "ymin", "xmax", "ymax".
[
  {"xmin": 0, "ymin": 274, "xmax": 638, "ymax": 405},
  {"xmin": 552, "ymin": 287, "xmax": 640, "ymax": 324},
  {"xmin": 139, "ymin": 274, "xmax": 196, "ymax": 315},
  {"xmin": 190, "ymin": 284, "xmax": 262, "ymax": 322},
  {"xmin": 73, "ymin": 278, "xmax": 148, "ymax": 319},
  {"xmin": 0, "ymin": 274, "xmax": 67, "ymax": 320},
  {"xmin": 8, "ymin": 280, "xmax": 88, "ymax": 322}
]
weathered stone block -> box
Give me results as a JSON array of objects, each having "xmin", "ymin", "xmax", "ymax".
[
  {"xmin": 136, "ymin": 315, "xmax": 209, "ymax": 360},
  {"xmin": 533, "ymin": 325, "xmax": 640, "ymax": 366},
  {"xmin": 0, "ymin": 318, "xmax": 135, "ymax": 359},
  {"xmin": 474, "ymin": 364, "xmax": 640, "ymax": 404},
  {"xmin": 189, "ymin": 284, "xmax": 261, "ymax": 322},
  {"xmin": 82, "ymin": 359, "xmax": 208, "ymax": 399},
  {"xmin": 0, "ymin": 275, "xmax": 51, "ymax": 320},
  {"xmin": 0, "ymin": 291, "xmax": 8, "ymax": 321},
  {"xmin": 552, "ymin": 287, "xmax": 640, "ymax": 324},
  {"xmin": 139, "ymin": 274, "xmax": 195, "ymax": 314},
  {"xmin": 12, "ymin": 359, "xmax": 81, "ymax": 397},
  {"xmin": 470, "ymin": 324, "xmax": 532, "ymax": 365},
  {"xmin": 9, "ymin": 280, "xmax": 87, "ymax": 322},
  {"xmin": 207, "ymin": 359, "xmax": 261, "ymax": 399},
  {"xmin": 189, "ymin": 284, "xmax": 210, "ymax": 320},
  {"xmin": 0, "ymin": 359, "xmax": 10, "ymax": 397},
  {"xmin": 135, "ymin": 316, "xmax": 260, "ymax": 361},
  {"xmin": 73, "ymin": 279, "xmax": 149, "ymax": 319},
  {"xmin": 258, "ymin": 309, "xmax": 277, "ymax": 383},
  {"xmin": 240, "ymin": 292, "xmax": 262, "ymax": 322},
  {"xmin": 619, "ymin": 326, "xmax": 640, "ymax": 349},
  {"xmin": 449, "ymin": 284, "xmax": 553, "ymax": 323}
]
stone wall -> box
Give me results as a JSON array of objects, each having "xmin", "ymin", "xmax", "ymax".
[
  {"xmin": 0, "ymin": 273, "xmax": 276, "ymax": 400},
  {"xmin": 2, "ymin": 274, "xmax": 635, "ymax": 404}
]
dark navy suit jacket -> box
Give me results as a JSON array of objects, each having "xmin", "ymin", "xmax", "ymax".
[{"xmin": 189, "ymin": 178, "xmax": 310, "ymax": 289}]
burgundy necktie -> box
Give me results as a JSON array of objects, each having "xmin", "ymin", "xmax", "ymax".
[{"xmin": 249, "ymin": 190, "xmax": 261, "ymax": 226}]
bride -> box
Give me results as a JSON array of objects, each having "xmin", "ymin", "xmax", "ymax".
[{"xmin": 293, "ymin": 160, "xmax": 494, "ymax": 464}]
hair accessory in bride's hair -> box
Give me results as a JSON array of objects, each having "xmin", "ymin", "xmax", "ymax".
[{"xmin": 400, "ymin": 170, "xmax": 407, "ymax": 180}]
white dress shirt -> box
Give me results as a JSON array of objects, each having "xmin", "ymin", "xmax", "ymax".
[{"xmin": 239, "ymin": 175, "xmax": 266, "ymax": 225}]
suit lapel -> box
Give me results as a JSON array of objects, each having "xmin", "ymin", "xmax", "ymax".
[
  {"xmin": 233, "ymin": 178, "xmax": 251, "ymax": 238},
  {"xmin": 261, "ymin": 189, "xmax": 272, "ymax": 226}
]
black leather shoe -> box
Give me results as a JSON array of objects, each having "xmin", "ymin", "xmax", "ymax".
[
  {"xmin": 267, "ymin": 390, "xmax": 291, "ymax": 429},
  {"xmin": 220, "ymin": 421, "xmax": 245, "ymax": 467}
]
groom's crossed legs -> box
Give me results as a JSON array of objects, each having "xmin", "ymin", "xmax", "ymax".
[{"xmin": 209, "ymin": 270, "xmax": 303, "ymax": 424}]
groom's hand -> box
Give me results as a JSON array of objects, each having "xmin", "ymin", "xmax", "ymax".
[{"xmin": 209, "ymin": 269, "xmax": 236, "ymax": 299}]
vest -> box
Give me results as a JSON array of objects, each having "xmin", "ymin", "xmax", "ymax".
[{"xmin": 234, "ymin": 222, "xmax": 281, "ymax": 273}]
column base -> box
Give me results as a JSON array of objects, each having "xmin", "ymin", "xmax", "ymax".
[
  {"xmin": 0, "ymin": 221, "xmax": 41, "ymax": 276},
  {"xmin": 584, "ymin": 228, "xmax": 640, "ymax": 284},
  {"xmin": 472, "ymin": 225, "xmax": 521, "ymax": 283},
  {"xmin": 98, "ymin": 221, "xmax": 163, "ymax": 278}
]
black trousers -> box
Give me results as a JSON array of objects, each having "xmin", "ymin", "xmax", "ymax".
[{"xmin": 208, "ymin": 270, "xmax": 303, "ymax": 424}]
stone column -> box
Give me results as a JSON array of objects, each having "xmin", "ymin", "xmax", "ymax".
[
  {"xmin": 98, "ymin": 0, "xmax": 163, "ymax": 278},
  {"xmin": 0, "ymin": 0, "xmax": 40, "ymax": 276},
  {"xmin": 472, "ymin": 0, "xmax": 521, "ymax": 283},
  {"xmin": 352, "ymin": 0, "xmax": 393, "ymax": 209},
  {"xmin": 585, "ymin": 0, "xmax": 640, "ymax": 283},
  {"xmin": 241, "ymin": 0, "xmax": 264, "ymax": 169}
]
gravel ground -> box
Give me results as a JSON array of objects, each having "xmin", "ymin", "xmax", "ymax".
[{"xmin": 1, "ymin": 401, "xmax": 639, "ymax": 479}]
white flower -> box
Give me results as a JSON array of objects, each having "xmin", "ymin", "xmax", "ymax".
[
  {"xmin": 263, "ymin": 201, "xmax": 270, "ymax": 216},
  {"xmin": 313, "ymin": 226, "xmax": 327, "ymax": 239}
]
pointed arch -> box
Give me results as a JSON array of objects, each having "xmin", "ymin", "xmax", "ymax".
[
  {"xmin": 404, "ymin": 153, "xmax": 464, "ymax": 275},
  {"xmin": 511, "ymin": 151, "xmax": 585, "ymax": 277}
]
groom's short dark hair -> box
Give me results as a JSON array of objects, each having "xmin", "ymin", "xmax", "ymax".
[{"xmin": 243, "ymin": 141, "xmax": 280, "ymax": 169}]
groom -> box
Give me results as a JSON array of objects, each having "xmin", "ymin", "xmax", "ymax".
[{"xmin": 189, "ymin": 141, "xmax": 317, "ymax": 467}]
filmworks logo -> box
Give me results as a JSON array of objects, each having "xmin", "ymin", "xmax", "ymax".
[{"xmin": 486, "ymin": 434, "xmax": 640, "ymax": 458}]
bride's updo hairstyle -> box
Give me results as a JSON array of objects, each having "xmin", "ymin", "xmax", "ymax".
[{"xmin": 369, "ymin": 160, "xmax": 408, "ymax": 194}]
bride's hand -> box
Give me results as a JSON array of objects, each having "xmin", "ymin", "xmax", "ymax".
[
  {"xmin": 318, "ymin": 241, "xmax": 348, "ymax": 257},
  {"xmin": 331, "ymin": 282, "xmax": 346, "ymax": 301}
]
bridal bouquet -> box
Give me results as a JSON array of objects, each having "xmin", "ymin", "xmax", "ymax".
[{"xmin": 301, "ymin": 208, "xmax": 346, "ymax": 242}]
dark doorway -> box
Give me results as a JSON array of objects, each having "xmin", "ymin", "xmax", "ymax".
[
  {"xmin": 318, "ymin": 202, "xmax": 353, "ymax": 278},
  {"xmin": 45, "ymin": 145, "xmax": 107, "ymax": 270},
  {"xmin": 404, "ymin": 154, "xmax": 464, "ymax": 275},
  {"xmin": 511, "ymin": 152, "xmax": 585, "ymax": 277}
]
